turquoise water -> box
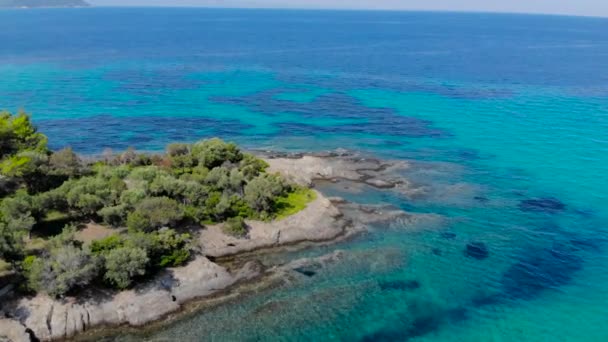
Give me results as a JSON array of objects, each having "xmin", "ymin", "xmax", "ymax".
[{"xmin": 1, "ymin": 8, "xmax": 608, "ymax": 341}]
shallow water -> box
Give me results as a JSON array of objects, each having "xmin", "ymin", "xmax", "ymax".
[{"xmin": 1, "ymin": 8, "xmax": 607, "ymax": 341}]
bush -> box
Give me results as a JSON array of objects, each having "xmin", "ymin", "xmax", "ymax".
[
  {"xmin": 244, "ymin": 174, "xmax": 288, "ymax": 213},
  {"xmin": 192, "ymin": 138, "xmax": 243, "ymax": 169},
  {"xmin": 126, "ymin": 211, "xmax": 151, "ymax": 232},
  {"xmin": 103, "ymin": 246, "xmax": 149, "ymax": 289},
  {"xmin": 239, "ymin": 153, "xmax": 269, "ymax": 180},
  {"xmin": 48, "ymin": 147, "xmax": 83, "ymax": 177},
  {"xmin": 0, "ymin": 222, "xmax": 24, "ymax": 260},
  {"xmin": 132, "ymin": 197, "xmax": 184, "ymax": 231},
  {"xmin": 90, "ymin": 235, "xmax": 125, "ymax": 255},
  {"xmin": 97, "ymin": 204, "xmax": 128, "ymax": 227},
  {"xmin": 151, "ymin": 229, "xmax": 191, "ymax": 267},
  {"xmin": 24, "ymin": 245, "xmax": 99, "ymax": 297},
  {"xmin": 222, "ymin": 217, "xmax": 248, "ymax": 238}
]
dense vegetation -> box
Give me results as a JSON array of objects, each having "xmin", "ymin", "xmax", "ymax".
[
  {"xmin": 0, "ymin": 0, "xmax": 89, "ymax": 8},
  {"xmin": 0, "ymin": 111, "xmax": 309, "ymax": 297}
]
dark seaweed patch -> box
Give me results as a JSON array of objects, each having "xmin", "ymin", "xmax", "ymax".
[
  {"xmin": 440, "ymin": 232, "xmax": 457, "ymax": 239},
  {"xmin": 456, "ymin": 149, "xmax": 481, "ymax": 160},
  {"xmin": 212, "ymin": 91, "xmax": 449, "ymax": 138},
  {"xmin": 39, "ymin": 115, "xmax": 254, "ymax": 153},
  {"xmin": 379, "ymin": 280, "xmax": 421, "ymax": 291},
  {"xmin": 360, "ymin": 302, "xmax": 469, "ymax": 342},
  {"xmin": 464, "ymin": 242, "xmax": 489, "ymax": 260},
  {"xmin": 293, "ymin": 263, "xmax": 322, "ymax": 277},
  {"xmin": 293, "ymin": 267, "xmax": 317, "ymax": 277},
  {"xmin": 519, "ymin": 197, "xmax": 566, "ymax": 213},
  {"xmin": 501, "ymin": 242, "xmax": 583, "ymax": 300},
  {"xmin": 474, "ymin": 196, "xmax": 489, "ymax": 203}
]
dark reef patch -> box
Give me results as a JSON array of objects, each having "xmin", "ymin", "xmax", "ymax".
[
  {"xmin": 274, "ymin": 73, "xmax": 514, "ymax": 100},
  {"xmin": 456, "ymin": 149, "xmax": 482, "ymax": 160},
  {"xmin": 293, "ymin": 263, "xmax": 322, "ymax": 277},
  {"xmin": 211, "ymin": 91, "xmax": 449, "ymax": 138},
  {"xmin": 464, "ymin": 242, "xmax": 489, "ymax": 260},
  {"xmin": 440, "ymin": 232, "xmax": 457, "ymax": 239},
  {"xmin": 519, "ymin": 197, "xmax": 566, "ymax": 213},
  {"xmin": 474, "ymin": 196, "xmax": 489, "ymax": 203},
  {"xmin": 38, "ymin": 115, "xmax": 254, "ymax": 153},
  {"xmin": 104, "ymin": 67, "xmax": 204, "ymax": 94},
  {"xmin": 360, "ymin": 301, "xmax": 470, "ymax": 342},
  {"xmin": 379, "ymin": 280, "xmax": 421, "ymax": 291},
  {"xmin": 501, "ymin": 242, "xmax": 584, "ymax": 300}
]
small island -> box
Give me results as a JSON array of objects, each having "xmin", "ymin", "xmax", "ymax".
[
  {"xmin": 0, "ymin": 111, "xmax": 429, "ymax": 341},
  {"xmin": 0, "ymin": 0, "xmax": 89, "ymax": 8}
]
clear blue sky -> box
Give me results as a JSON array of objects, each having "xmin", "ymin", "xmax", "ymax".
[{"xmin": 89, "ymin": 0, "xmax": 608, "ymax": 17}]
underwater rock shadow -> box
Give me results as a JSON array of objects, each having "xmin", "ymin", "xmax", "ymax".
[
  {"xmin": 361, "ymin": 231, "xmax": 594, "ymax": 342},
  {"xmin": 519, "ymin": 197, "xmax": 567, "ymax": 213},
  {"xmin": 500, "ymin": 241, "xmax": 584, "ymax": 301}
]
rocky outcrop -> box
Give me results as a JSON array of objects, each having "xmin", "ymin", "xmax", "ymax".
[
  {"xmin": 200, "ymin": 191, "xmax": 348, "ymax": 258},
  {"xmin": 0, "ymin": 318, "xmax": 30, "ymax": 342},
  {"xmin": 2, "ymin": 257, "xmax": 260, "ymax": 341},
  {"xmin": 0, "ymin": 152, "xmax": 436, "ymax": 341}
]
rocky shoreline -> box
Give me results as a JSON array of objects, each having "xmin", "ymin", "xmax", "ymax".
[{"xmin": 0, "ymin": 152, "xmax": 436, "ymax": 342}]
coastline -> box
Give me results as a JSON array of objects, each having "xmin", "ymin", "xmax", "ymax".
[{"xmin": 0, "ymin": 152, "xmax": 430, "ymax": 342}]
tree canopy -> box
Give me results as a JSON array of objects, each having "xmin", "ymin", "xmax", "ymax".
[{"xmin": 0, "ymin": 111, "xmax": 309, "ymax": 297}]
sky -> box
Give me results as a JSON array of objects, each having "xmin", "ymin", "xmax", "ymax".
[{"xmin": 89, "ymin": 0, "xmax": 608, "ymax": 18}]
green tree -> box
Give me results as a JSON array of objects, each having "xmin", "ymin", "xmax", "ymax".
[
  {"xmin": 24, "ymin": 245, "xmax": 99, "ymax": 297},
  {"xmin": 0, "ymin": 222, "xmax": 24, "ymax": 260},
  {"xmin": 0, "ymin": 111, "xmax": 48, "ymax": 158},
  {"xmin": 103, "ymin": 246, "xmax": 149, "ymax": 289},
  {"xmin": 192, "ymin": 138, "xmax": 243, "ymax": 169},
  {"xmin": 48, "ymin": 147, "xmax": 83, "ymax": 178},
  {"xmin": 97, "ymin": 204, "xmax": 128, "ymax": 227},
  {"xmin": 244, "ymin": 174, "xmax": 288, "ymax": 213},
  {"xmin": 222, "ymin": 217, "xmax": 248, "ymax": 238},
  {"xmin": 239, "ymin": 153, "xmax": 269, "ymax": 180},
  {"xmin": 131, "ymin": 197, "xmax": 184, "ymax": 231},
  {"xmin": 150, "ymin": 228, "xmax": 191, "ymax": 267},
  {"xmin": 0, "ymin": 191, "xmax": 38, "ymax": 237}
]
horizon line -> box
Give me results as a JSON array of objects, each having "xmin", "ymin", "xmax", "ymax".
[{"xmin": 28, "ymin": 5, "xmax": 608, "ymax": 20}]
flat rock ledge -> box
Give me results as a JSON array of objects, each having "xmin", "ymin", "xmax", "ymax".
[
  {"xmin": 265, "ymin": 153, "xmax": 428, "ymax": 198},
  {"xmin": 1, "ymin": 257, "xmax": 261, "ymax": 342},
  {"xmin": 201, "ymin": 190, "xmax": 347, "ymax": 258}
]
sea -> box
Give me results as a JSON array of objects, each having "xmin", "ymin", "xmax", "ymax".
[{"xmin": 1, "ymin": 7, "xmax": 607, "ymax": 342}]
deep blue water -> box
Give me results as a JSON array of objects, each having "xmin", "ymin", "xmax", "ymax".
[{"xmin": 1, "ymin": 8, "xmax": 607, "ymax": 341}]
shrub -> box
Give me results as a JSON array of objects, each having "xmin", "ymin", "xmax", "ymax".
[
  {"xmin": 222, "ymin": 217, "xmax": 248, "ymax": 238},
  {"xmin": 103, "ymin": 246, "xmax": 149, "ymax": 289},
  {"xmin": 132, "ymin": 197, "xmax": 184, "ymax": 230},
  {"xmin": 151, "ymin": 229, "xmax": 191, "ymax": 267},
  {"xmin": 48, "ymin": 147, "xmax": 83, "ymax": 177},
  {"xmin": 90, "ymin": 235, "xmax": 125, "ymax": 255},
  {"xmin": 126, "ymin": 211, "xmax": 151, "ymax": 232},
  {"xmin": 239, "ymin": 153, "xmax": 269, "ymax": 180},
  {"xmin": 0, "ymin": 222, "xmax": 24, "ymax": 260},
  {"xmin": 192, "ymin": 138, "xmax": 243, "ymax": 169},
  {"xmin": 244, "ymin": 174, "xmax": 288, "ymax": 213},
  {"xmin": 24, "ymin": 245, "xmax": 99, "ymax": 297},
  {"xmin": 120, "ymin": 188, "xmax": 146, "ymax": 207},
  {"xmin": 167, "ymin": 143, "xmax": 190, "ymax": 157},
  {"xmin": 97, "ymin": 205, "xmax": 128, "ymax": 227}
]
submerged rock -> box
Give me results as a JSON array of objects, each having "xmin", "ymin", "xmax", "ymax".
[
  {"xmin": 501, "ymin": 242, "xmax": 584, "ymax": 300},
  {"xmin": 440, "ymin": 232, "xmax": 457, "ymax": 239},
  {"xmin": 379, "ymin": 280, "xmax": 421, "ymax": 291},
  {"xmin": 364, "ymin": 178, "xmax": 396, "ymax": 189},
  {"xmin": 519, "ymin": 197, "xmax": 566, "ymax": 213},
  {"xmin": 464, "ymin": 242, "xmax": 489, "ymax": 260}
]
